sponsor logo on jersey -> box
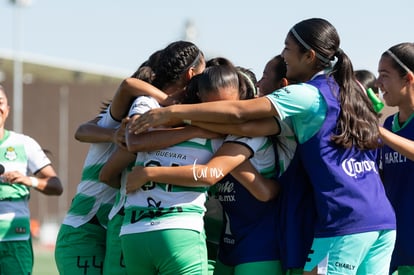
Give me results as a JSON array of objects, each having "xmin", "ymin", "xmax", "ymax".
[
  {"xmin": 384, "ymin": 151, "xmax": 407, "ymax": 164},
  {"xmin": 341, "ymin": 158, "xmax": 377, "ymax": 178}
]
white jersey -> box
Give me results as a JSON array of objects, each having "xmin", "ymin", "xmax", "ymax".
[
  {"xmin": 108, "ymin": 95, "xmax": 161, "ymax": 221},
  {"xmin": 127, "ymin": 96, "xmax": 161, "ymax": 118},
  {"xmin": 0, "ymin": 130, "xmax": 51, "ymax": 241},
  {"xmin": 224, "ymin": 134, "xmax": 276, "ymax": 177},
  {"xmin": 62, "ymin": 107, "xmax": 120, "ymax": 228},
  {"xmin": 121, "ymin": 137, "xmax": 223, "ymax": 236}
]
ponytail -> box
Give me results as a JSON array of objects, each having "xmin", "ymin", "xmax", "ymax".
[{"xmin": 330, "ymin": 50, "xmax": 381, "ymax": 150}]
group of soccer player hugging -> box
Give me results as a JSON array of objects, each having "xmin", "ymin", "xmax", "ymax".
[{"xmin": 50, "ymin": 18, "xmax": 414, "ymax": 275}]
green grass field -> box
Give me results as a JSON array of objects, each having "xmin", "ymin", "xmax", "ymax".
[{"xmin": 33, "ymin": 246, "xmax": 58, "ymax": 275}]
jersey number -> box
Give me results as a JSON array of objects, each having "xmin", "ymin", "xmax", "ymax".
[{"xmin": 141, "ymin": 160, "xmax": 179, "ymax": 191}]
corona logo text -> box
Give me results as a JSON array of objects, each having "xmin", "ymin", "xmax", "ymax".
[{"xmin": 341, "ymin": 158, "xmax": 377, "ymax": 178}]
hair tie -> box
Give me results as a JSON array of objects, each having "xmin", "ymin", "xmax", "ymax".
[{"xmin": 335, "ymin": 48, "xmax": 343, "ymax": 57}]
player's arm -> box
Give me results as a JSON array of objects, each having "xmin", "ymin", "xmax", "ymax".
[
  {"xmin": 230, "ymin": 160, "xmax": 279, "ymax": 202},
  {"xmin": 74, "ymin": 117, "xmax": 117, "ymax": 143},
  {"xmin": 126, "ymin": 142, "xmax": 250, "ymax": 193},
  {"xmin": 191, "ymin": 117, "xmax": 280, "ymax": 137},
  {"xmin": 99, "ymin": 147, "xmax": 136, "ymax": 188},
  {"xmin": 129, "ymin": 96, "xmax": 279, "ymax": 134},
  {"xmin": 126, "ymin": 115, "xmax": 222, "ymax": 153},
  {"xmin": 31, "ymin": 165, "xmax": 63, "ymax": 195},
  {"xmin": 3, "ymin": 165, "xmax": 63, "ymax": 196},
  {"xmin": 379, "ymin": 126, "xmax": 414, "ymax": 161},
  {"xmin": 101, "ymin": 117, "xmax": 221, "ymax": 187},
  {"xmin": 110, "ymin": 78, "xmax": 170, "ymax": 121},
  {"xmin": 76, "ymin": 77, "xmax": 171, "ymax": 143}
]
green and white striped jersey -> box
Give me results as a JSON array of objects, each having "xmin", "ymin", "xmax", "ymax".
[
  {"xmin": 62, "ymin": 108, "xmax": 120, "ymax": 228},
  {"xmin": 121, "ymin": 137, "xmax": 223, "ymax": 236},
  {"xmin": 0, "ymin": 130, "xmax": 51, "ymax": 241}
]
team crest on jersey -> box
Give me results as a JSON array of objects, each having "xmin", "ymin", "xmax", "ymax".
[{"xmin": 4, "ymin": 147, "xmax": 17, "ymax": 161}]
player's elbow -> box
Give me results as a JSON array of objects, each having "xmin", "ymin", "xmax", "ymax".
[
  {"xmin": 99, "ymin": 170, "xmax": 120, "ymax": 189},
  {"xmin": 255, "ymin": 186, "xmax": 280, "ymax": 202},
  {"xmin": 255, "ymin": 192, "xmax": 275, "ymax": 202},
  {"xmin": 99, "ymin": 169, "xmax": 110, "ymax": 185},
  {"xmin": 46, "ymin": 177, "xmax": 64, "ymax": 196},
  {"xmin": 120, "ymin": 78, "xmax": 136, "ymax": 93},
  {"xmin": 204, "ymin": 178, "xmax": 218, "ymax": 187},
  {"xmin": 194, "ymin": 175, "xmax": 218, "ymax": 187},
  {"xmin": 74, "ymin": 124, "xmax": 88, "ymax": 142}
]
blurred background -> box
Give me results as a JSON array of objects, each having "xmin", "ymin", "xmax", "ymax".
[{"xmin": 0, "ymin": 0, "xmax": 408, "ymax": 262}]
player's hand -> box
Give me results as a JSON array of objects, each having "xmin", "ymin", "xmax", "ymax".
[
  {"xmin": 2, "ymin": 171, "xmax": 31, "ymax": 187},
  {"xmin": 114, "ymin": 117, "xmax": 129, "ymax": 149},
  {"xmin": 128, "ymin": 108, "xmax": 171, "ymax": 134},
  {"xmin": 126, "ymin": 166, "xmax": 148, "ymax": 194}
]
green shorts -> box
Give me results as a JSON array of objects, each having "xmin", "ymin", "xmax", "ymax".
[
  {"xmin": 284, "ymin": 268, "xmax": 304, "ymax": 275},
  {"xmin": 121, "ymin": 229, "xmax": 208, "ymax": 275},
  {"xmin": 55, "ymin": 222, "xmax": 106, "ymax": 275},
  {"xmin": 205, "ymin": 188, "xmax": 223, "ymax": 274},
  {"xmin": 304, "ymin": 230, "xmax": 396, "ymax": 275},
  {"xmin": 0, "ymin": 239, "xmax": 33, "ymax": 275},
  {"xmin": 213, "ymin": 259, "xmax": 283, "ymax": 275},
  {"xmin": 103, "ymin": 213, "xmax": 126, "ymax": 275}
]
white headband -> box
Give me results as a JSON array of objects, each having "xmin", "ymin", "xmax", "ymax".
[
  {"xmin": 290, "ymin": 27, "xmax": 330, "ymax": 64},
  {"xmin": 386, "ymin": 50, "xmax": 412, "ymax": 74},
  {"xmin": 238, "ymin": 70, "xmax": 257, "ymax": 96}
]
